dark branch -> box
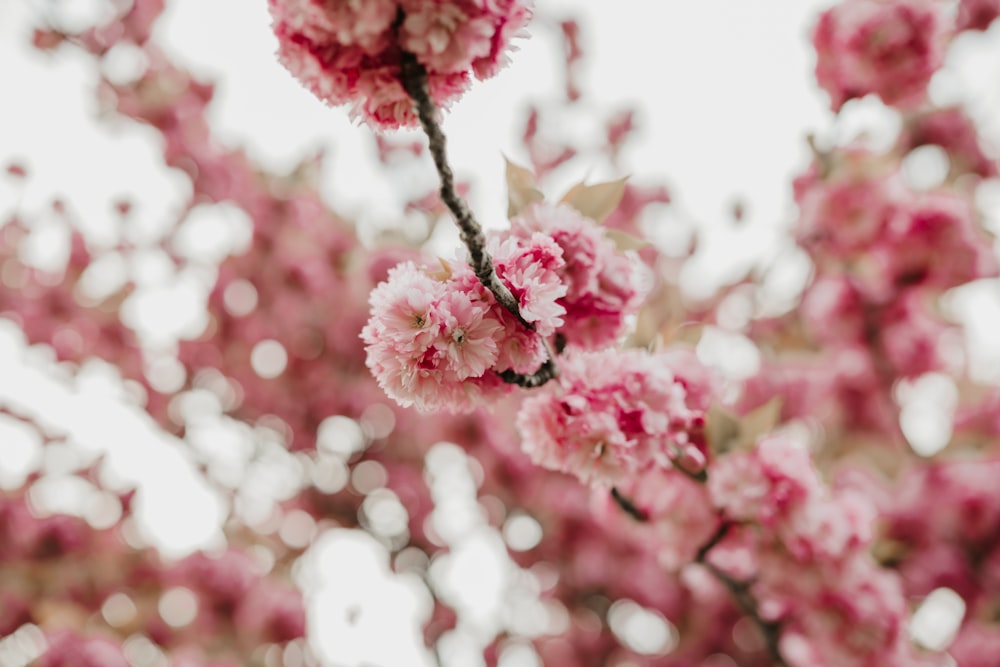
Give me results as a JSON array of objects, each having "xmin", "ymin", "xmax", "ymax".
[
  {"xmin": 695, "ymin": 528, "xmax": 788, "ymax": 667},
  {"xmin": 694, "ymin": 521, "xmax": 731, "ymax": 563},
  {"xmin": 673, "ymin": 460, "xmax": 708, "ymax": 484},
  {"xmin": 398, "ymin": 50, "xmax": 558, "ymax": 389},
  {"xmin": 610, "ymin": 487, "xmax": 648, "ymax": 522},
  {"xmin": 399, "ymin": 52, "xmax": 527, "ymax": 328},
  {"xmin": 497, "ymin": 357, "xmax": 558, "ymax": 388}
]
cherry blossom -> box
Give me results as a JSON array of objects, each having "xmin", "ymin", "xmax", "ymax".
[
  {"xmin": 813, "ymin": 0, "xmax": 948, "ymax": 111},
  {"xmin": 516, "ymin": 348, "xmax": 708, "ymax": 484},
  {"xmin": 268, "ymin": 0, "xmax": 533, "ymax": 129}
]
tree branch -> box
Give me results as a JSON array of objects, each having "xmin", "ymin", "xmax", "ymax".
[
  {"xmin": 610, "ymin": 486, "xmax": 648, "ymax": 522},
  {"xmin": 695, "ymin": 525, "xmax": 789, "ymax": 667},
  {"xmin": 497, "ymin": 356, "xmax": 559, "ymax": 388},
  {"xmin": 398, "ymin": 50, "xmax": 558, "ymax": 388},
  {"xmin": 399, "ymin": 52, "xmax": 526, "ymax": 326}
]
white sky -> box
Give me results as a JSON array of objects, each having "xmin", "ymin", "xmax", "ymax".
[{"xmin": 3, "ymin": 1, "xmax": 1000, "ymax": 665}]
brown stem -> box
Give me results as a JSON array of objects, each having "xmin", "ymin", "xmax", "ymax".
[
  {"xmin": 399, "ymin": 52, "xmax": 525, "ymax": 326},
  {"xmin": 610, "ymin": 486, "xmax": 648, "ymax": 522},
  {"xmin": 694, "ymin": 521, "xmax": 731, "ymax": 562},
  {"xmin": 497, "ymin": 357, "xmax": 559, "ymax": 388},
  {"xmin": 695, "ymin": 524, "xmax": 789, "ymax": 667},
  {"xmin": 673, "ymin": 459, "xmax": 708, "ymax": 484},
  {"xmin": 398, "ymin": 51, "xmax": 557, "ymax": 388}
]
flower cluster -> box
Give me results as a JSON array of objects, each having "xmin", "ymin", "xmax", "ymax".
[
  {"xmin": 18, "ymin": 0, "xmax": 1000, "ymax": 665},
  {"xmin": 360, "ymin": 245, "xmax": 560, "ymax": 412},
  {"xmin": 516, "ymin": 348, "xmax": 711, "ymax": 485},
  {"xmin": 362, "ymin": 202, "xmax": 647, "ymax": 412},
  {"xmin": 707, "ymin": 436, "xmax": 933, "ymax": 667},
  {"xmin": 0, "ymin": 482, "xmax": 305, "ymax": 667},
  {"xmin": 813, "ymin": 0, "xmax": 948, "ymax": 111},
  {"xmin": 794, "ymin": 152, "xmax": 997, "ymax": 301},
  {"xmin": 899, "ymin": 107, "xmax": 999, "ymax": 180},
  {"xmin": 268, "ymin": 0, "xmax": 533, "ymax": 129},
  {"xmin": 510, "ymin": 202, "xmax": 647, "ymax": 348},
  {"xmin": 957, "ymin": 0, "xmax": 1000, "ymax": 32},
  {"xmin": 878, "ymin": 461, "xmax": 1000, "ymax": 614}
]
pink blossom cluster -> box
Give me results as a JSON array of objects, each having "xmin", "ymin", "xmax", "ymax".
[
  {"xmin": 516, "ymin": 348, "xmax": 710, "ymax": 485},
  {"xmin": 362, "ymin": 202, "xmax": 647, "ymax": 412},
  {"xmin": 0, "ymin": 220, "xmax": 144, "ymax": 381},
  {"xmin": 800, "ymin": 276, "xmax": 954, "ymax": 379},
  {"xmin": 878, "ymin": 461, "xmax": 1000, "ymax": 648},
  {"xmin": 0, "ymin": 480, "xmax": 305, "ymax": 666},
  {"xmin": 813, "ymin": 0, "xmax": 948, "ymax": 111},
  {"xmin": 957, "ymin": 0, "xmax": 1000, "ymax": 32},
  {"xmin": 360, "ymin": 239, "xmax": 563, "ymax": 412},
  {"xmin": 268, "ymin": 0, "xmax": 533, "ymax": 129},
  {"xmin": 18, "ymin": 1, "xmax": 1000, "ymax": 665},
  {"xmin": 707, "ymin": 435, "xmax": 933, "ymax": 667},
  {"xmin": 900, "ymin": 107, "xmax": 999, "ymax": 180},
  {"xmin": 510, "ymin": 202, "xmax": 648, "ymax": 348},
  {"xmin": 36, "ymin": 631, "xmax": 131, "ymax": 667},
  {"xmin": 794, "ymin": 153, "xmax": 997, "ymax": 301}
]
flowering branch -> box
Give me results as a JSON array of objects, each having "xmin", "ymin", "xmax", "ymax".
[
  {"xmin": 700, "ymin": 561, "xmax": 788, "ymax": 667},
  {"xmin": 612, "ymin": 485, "xmax": 789, "ymax": 666},
  {"xmin": 399, "ymin": 50, "xmax": 558, "ymax": 388},
  {"xmin": 398, "ymin": 52, "xmax": 527, "ymax": 328},
  {"xmin": 694, "ymin": 523, "xmax": 788, "ymax": 666}
]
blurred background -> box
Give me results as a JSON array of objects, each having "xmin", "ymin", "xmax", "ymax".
[{"xmin": 3, "ymin": 0, "xmax": 1000, "ymax": 665}]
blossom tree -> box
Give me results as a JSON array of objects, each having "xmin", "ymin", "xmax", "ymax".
[{"xmin": 2, "ymin": 0, "xmax": 1000, "ymax": 666}]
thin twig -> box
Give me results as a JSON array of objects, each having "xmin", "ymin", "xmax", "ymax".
[
  {"xmin": 610, "ymin": 486, "xmax": 648, "ymax": 522},
  {"xmin": 398, "ymin": 50, "xmax": 558, "ymax": 388},
  {"xmin": 673, "ymin": 460, "xmax": 708, "ymax": 484},
  {"xmin": 498, "ymin": 357, "xmax": 559, "ymax": 388},
  {"xmin": 695, "ymin": 526, "xmax": 789, "ymax": 667},
  {"xmin": 399, "ymin": 52, "xmax": 527, "ymax": 327},
  {"xmin": 694, "ymin": 521, "xmax": 731, "ymax": 562}
]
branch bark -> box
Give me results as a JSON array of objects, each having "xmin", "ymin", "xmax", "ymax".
[
  {"xmin": 398, "ymin": 51, "xmax": 557, "ymax": 388},
  {"xmin": 612, "ymin": 489, "xmax": 789, "ymax": 667},
  {"xmin": 695, "ymin": 523, "xmax": 789, "ymax": 667}
]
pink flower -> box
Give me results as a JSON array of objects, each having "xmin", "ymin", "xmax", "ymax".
[
  {"xmin": 799, "ymin": 275, "xmax": 867, "ymax": 347},
  {"xmin": 233, "ymin": 583, "xmax": 307, "ymax": 643},
  {"xmin": 784, "ymin": 557, "xmax": 915, "ymax": 667},
  {"xmin": 516, "ymin": 348, "xmax": 707, "ymax": 484},
  {"xmin": 813, "ymin": 0, "xmax": 948, "ymax": 111},
  {"xmin": 489, "ymin": 231, "xmax": 567, "ymax": 335},
  {"xmin": 950, "ymin": 620, "xmax": 1000, "ymax": 667},
  {"xmin": 874, "ymin": 190, "xmax": 998, "ymax": 293},
  {"xmin": 171, "ymin": 549, "xmax": 259, "ymax": 608},
  {"xmin": 957, "ymin": 0, "xmax": 1000, "ymax": 32},
  {"xmin": 899, "ymin": 107, "xmax": 999, "ymax": 179},
  {"xmin": 510, "ymin": 203, "xmax": 647, "ymax": 348},
  {"xmin": 794, "ymin": 155, "xmax": 904, "ymax": 255},
  {"xmin": 708, "ymin": 434, "xmax": 824, "ymax": 527},
  {"xmin": 451, "ymin": 232, "xmax": 566, "ymax": 374},
  {"xmin": 436, "ymin": 289, "xmax": 505, "ymax": 379},
  {"xmin": 877, "ymin": 292, "xmax": 953, "ymax": 378},
  {"xmin": 795, "ymin": 154, "xmax": 997, "ymax": 300},
  {"xmin": 269, "ymin": 0, "xmax": 534, "ymax": 129},
  {"xmin": 362, "ymin": 261, "xmax": 511, "ymax": 412},
  {"xmin": 400, "ymin": 1, "xmax": 495, "ymax": 74}
]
